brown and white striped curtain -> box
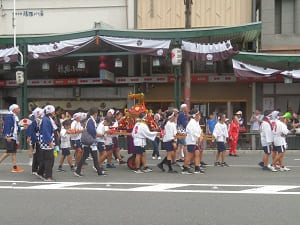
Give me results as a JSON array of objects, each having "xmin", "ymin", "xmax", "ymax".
[
  {"xmin": 0, "ymin": 47, "xmax": 19, "ymax": 64},
  {"xmin": 182, "ymin": 40, "xmax": 238, "ymax": 61}
]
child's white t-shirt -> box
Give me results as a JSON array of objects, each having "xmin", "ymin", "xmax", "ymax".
[{"xmin": 60, "ymin": 127, "xmax": 71, "ymax": 149}]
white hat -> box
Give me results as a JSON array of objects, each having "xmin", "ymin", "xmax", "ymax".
[
  {"xmin": 9, "ymin": 104, "xmax": 19, "ymax": 112},
  {"xmin": 44, "ymin": 105, "xmax": 55, "ymax": 115},
  {"xmin": 80, "ymin": 112, "xmax": 87, "ymax": 120},
  {"xmin": 271, "ymin": 111, "xmax": 279, "ymax": 119},
  {"xmin": 236, "ymin": 111, "xmax": 242, "ymax": 115},
  {"xmin": 107, "ymin": 109, "xmax": 115, "ymax": 116},
  {"xmin": 33, "ymin": 107, "xmax": 43, "ymax": 118},
  {"xmin": 180, "ymin": 104, "xmax": 187, "ymax": 109},
  {"xmin": 72, "ymin": 112, "xmax": 81, "ymax": 120}
]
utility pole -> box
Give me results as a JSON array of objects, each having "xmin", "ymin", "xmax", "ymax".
[{"xmin": 184, "ymin": 0, "xmax": 192, "ymax": 110}]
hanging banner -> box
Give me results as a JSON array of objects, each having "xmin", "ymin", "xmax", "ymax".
[
  {"xmin": 99, "ymin": 36, "xmax": 171, "ymax": 56},
  {"xmin": 181, "ymin": 40, "xmax": 238, "ymax": 61},
  {"xmin": 28, "ymin": 36, "xmax": 95, "ymax": 60},
  {"xmin": 232, "ymin": 59, "xmax": 300, "ymax": 79},
  {"xmin": 0, "ymin": 47, "xmax": 19, "ymax": 64}
]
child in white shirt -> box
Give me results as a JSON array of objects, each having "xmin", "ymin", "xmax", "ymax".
[
  {"xmin": 213, "ymin": 114, "xmax": 229, "ymax": 167},
  {"xmin": 57, "ymin": 120, "xmax": 75, "ymax": 172}
]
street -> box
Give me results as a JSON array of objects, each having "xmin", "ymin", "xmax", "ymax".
[{"xmin": 0, "ymin": 150, "xmax": 300, "ymax": 225}]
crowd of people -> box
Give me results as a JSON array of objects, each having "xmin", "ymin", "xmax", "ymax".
[{"xmin": 0, "ymin": 103, "xmax": 299, "ymax": 181}]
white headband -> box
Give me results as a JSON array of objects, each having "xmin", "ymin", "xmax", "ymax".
[
  {"xmin": 107, "ymin": 109, "xmax": 115, "ymax": 116},
  {"xmin": 9, "ymin": 104, "xmax": 19, "ymax": 112},
  {"xmin": 168, "ymin": 112, "xmax": 175, "ymax": 119},
  {"xmin": 192, "ymin": 111, "xmax": 200, "ymax": 118},
  {"xmin": 44, "ymin": 105, "xmax": 55, "ymax": 115},
  {"xmin": 33, "ymin": 107, "xmax": 43, "ymax": 118}
]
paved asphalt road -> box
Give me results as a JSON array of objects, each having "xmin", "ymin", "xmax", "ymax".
[{"xmin": 0, "ymin": 150, "xmax": 300, "ymax": 225}]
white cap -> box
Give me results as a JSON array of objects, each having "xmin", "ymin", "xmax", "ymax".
[
  {"xmin": 107, "ymin": 109, "xmax": 115, "ymax": 116},
  {"xmin": 72, "ymin": 112, "xmax": 81, "ymax": 120},
  {"xmin": 236, "ymin": 111, "xmax": 242, "ymax": 115},
  {"xmin": 9, "ymin": 104, "xmax": 19, "ymax": 112},
  {"xmin": 44, "ymin": 105, "xmax": 55, "ymax": 115},
  {"xmin": 33, "ymin": 107, "xmax": 44, "ymax": 118},
  {"xmin": 180, "ymin": 104, "xmax": 187, "ymax": 109}
]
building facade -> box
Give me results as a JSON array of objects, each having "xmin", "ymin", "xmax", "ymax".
[{"xmin": 0, "ymin": 0, "xmax": 134, "ymax": 34}]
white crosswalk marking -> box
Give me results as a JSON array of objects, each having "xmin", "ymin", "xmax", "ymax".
[
  {"xmin": 0, "ymin": 180, "xmax": 300, "ymax": 195},
  {"xmin": 240, "ymin": 185, "xmax": 298, "ymax": 194},
  {"xmin": 130, "ymin": 184, "xmax": 189, "ymax": 191}
]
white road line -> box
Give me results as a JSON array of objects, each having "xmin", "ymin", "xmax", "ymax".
[
  {"xmin": 0, "ymin": 180, "xmax": 300, "ymax": 195},
  {"xmin": 130, "ymin": 184, "xmax": 189, "ymax": 191},
  {"xmin": 240, "ymin": 185, "xmax": 298, "ymax": 193}
]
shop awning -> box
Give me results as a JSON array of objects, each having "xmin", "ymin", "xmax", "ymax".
[
  {"xmin": 233, "ymin": 51, "xmax": 300, "ymax": 63},
  {"xmin": 232, "ymin": 59, "xmax": 300, "ymax": 79},
  {"xmin": 233, "ymin": 51, "xmax": 300, "ymax": 70},
  {"xmin": 0, "ymin": 22, "xmax": 261, "ymax": 45}
]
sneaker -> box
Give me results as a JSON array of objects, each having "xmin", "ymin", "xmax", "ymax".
[
  {"xmin": 233, "ymin": 154, "xmax": 239, "ymax": 157},
  {"xmin": 200, "ymin": 164, "xmax": 207, "ymax": 169},
  {"xmin": 199, "ymin": 167, "xmax": 206, "ymax": 172},
  {"xmin": 267, "ymin": 164, "xmax": 277, "ymax": 172},
  {"xmin": 157, "ymin": 163, "xmax": 165, "ymax": 172},
  {"xmin": 74, "ymin": 171, "xmax": 83, "ymax": 177},
  {"xmin": 106, "ymin": 163, "xmax": 116, "ymax": 168},
  {"xmin": 11, "ymin": 167, "xmax": 24, "ymax": 173},
  {"xmin": 134, "ymin": 169, "xmax": 144, "ymax": 174},
  {"xmin": 262, "ymin": 166, "xmax": 270, "ymax": 170},
  {"xmin": 168, "ymin": 169, "xmax": 178, "ymax": 173},
  {"xmin": 221, "ymin": 162, "xmax": 230, "ymax": 167},
  {"xmin": 118, "ymin": 160, "xmax": 126, "ymax": 165},
  {"xmin": 258, "ymin": 161, "xmax": 264, "ymax": 168},
  {"xmin": 214, "ymin": 162, "xmax": 221, "ymax": 167},
  {"xmin": 280, "ymin": 166, "xmax": 291, "ymax": 171},
  {"xmin": 200, "ymin": 161, "xmax": 207, "ymax": 166},
  {"xmin": 57, "ymin": 167, "xmax": 65, "ymax": 172},
  {"xmin": 36, "ymin": 173, "xmax": 45, "ymax": 180},
  {"xmin": 181, "ymin": 168, "xmax": 193, "ymax": 175},
  {"xmin": 152, "ymin": 156, "xmax": 156, "ymax": 160},
  {"xmin": 157, "ymin": 156, "xmax": 161, "ymax": 160},
  {"xmin": 142, "ymin": 167, "xmax": 153, "ymax": 173},
  {"xmin": 229, "ymin": 153, "xmax": 233, "ymax": 156},
  {"xmin": 71, "ymin": 166, "xmax": 75, "ymax": 172},
  {"xmin": 98, "ymin": 171, "xmax": 108, "ymax": 176},
  {"xmin": 177, "ymin": 159, "xmax": 184, "ymax": 163},
  {"xmin": 32, "ymin": 172, "xmax": 38, "ymax": 176},
  {"xmin": 92, "ymin": 166, "xmax": 98, "ymax": 172},
  {"xmin": 44, "ymin": 178, "xmax": 56, "ymax": 182}
]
